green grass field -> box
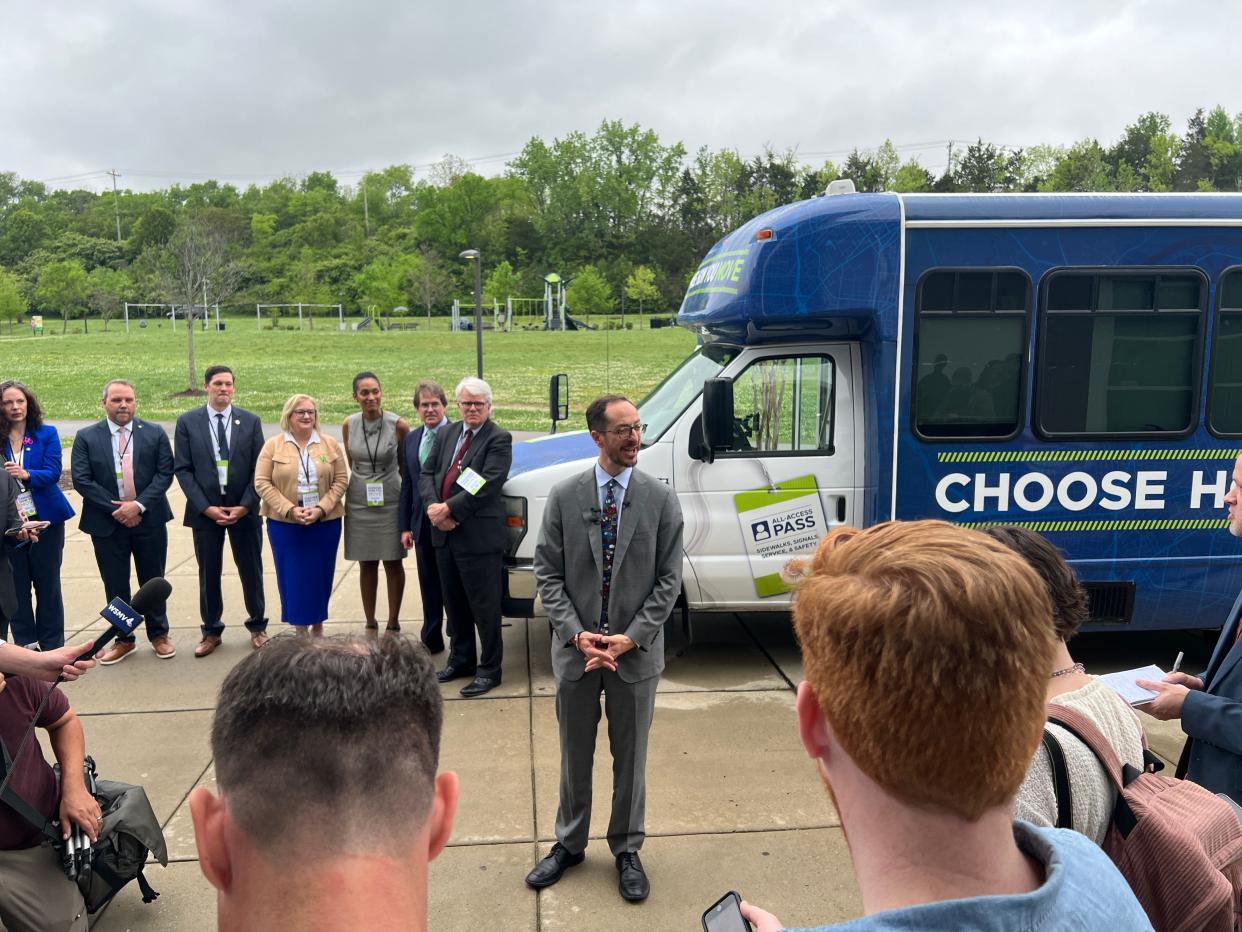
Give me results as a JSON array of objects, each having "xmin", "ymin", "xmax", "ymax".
[{"xmin": 0, "ymin": 325, "xmax": 697, "ymax": 431}]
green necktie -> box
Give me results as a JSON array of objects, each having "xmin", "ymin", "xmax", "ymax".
[{"xmin": 419, "ymin": 428, "xmax": 435, "ymax": 466}]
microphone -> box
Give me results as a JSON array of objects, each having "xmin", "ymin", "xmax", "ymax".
[{"xmin": 75, "ymin": 578, "xmax": 173, "ymax": 663}]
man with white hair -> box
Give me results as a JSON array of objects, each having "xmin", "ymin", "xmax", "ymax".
[{"xmin": 418, "ymin": 377, "xmax": 512, "ymax": 697}]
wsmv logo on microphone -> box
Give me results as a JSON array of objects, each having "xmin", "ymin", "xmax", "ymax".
[
  {"xmin": 751, "ymin": 520, "xmax": 772, "ymax": 542},
  {"xmin": 101, "ymin": 598, "xmax": 141, "ymax": 634}
]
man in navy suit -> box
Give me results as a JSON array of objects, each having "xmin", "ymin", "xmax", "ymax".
[
  {"xmin": 71, "ymin": 379, "xmax": 175, "ymax": 665},
  {"xmin": 1141, "ymin": 452, "xmax": 1242, "ymax": 799},
  {"xmin": 399, "ymin": 380, "xmax": 451, "ymax": 654},
  {"xmin": 175, "ymin": 365, "xmax": 268, "ymax": 658}
]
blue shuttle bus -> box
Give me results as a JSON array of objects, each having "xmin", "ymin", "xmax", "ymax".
[{"xmin": 501, "ymin": 189, "xmax": 1242, "ymax": 632}]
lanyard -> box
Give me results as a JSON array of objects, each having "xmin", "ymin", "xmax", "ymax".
[
  {"xmin": 116, "ymin": 427, "xmax": 132, "ymax": 461},
  {"xmin": 4, "ymin": 437, "xmax": 26, "ymax": 491},
  {"xmin": 296, "ymin": 441, "xmax": 314, "ymax": 485},
  {"xmin": 359, "ymin": 414, "xmax": 384, "ymax": 475}
]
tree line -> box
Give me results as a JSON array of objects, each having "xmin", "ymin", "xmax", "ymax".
[{"xmin": 2, "ymin": 107, "xmax": 1240, "ymax": 335}]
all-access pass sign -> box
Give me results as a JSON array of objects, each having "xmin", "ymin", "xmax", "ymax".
[{"xmin": 734, "ymin": 474, "xmax": 827, "ymax": 597}]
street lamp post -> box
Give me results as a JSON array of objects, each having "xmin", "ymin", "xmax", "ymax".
[{"xmin": 459, "ymin": 249, "xmax": 484, "ymax": 378}]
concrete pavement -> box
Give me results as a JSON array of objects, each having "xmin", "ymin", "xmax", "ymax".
[{"xmin": 36, "ymin": 479, "xmax": 1194, "ymax": 931}]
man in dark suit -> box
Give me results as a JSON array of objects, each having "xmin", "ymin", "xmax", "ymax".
[
  {"xmin": 71, "ymin": 379, "xmax": 175, "ymax": 665},
  {"xmin": 526, "ymin": 395, "xmax": 683, "ymax": 902},
  {"xmin": 418, "ymin": 377, "xmax": 512, "ymax": 697},
  {"xmin": 174, "ymin": 365, "xmax": 268, "ymax": 658},
  {"xmin": 399, "ymin": 380, "xmax": 451, "ymax": 654},
  {"xmin": 1142, "ymin": 452, "xmax": 1242, "ymax": 799}
]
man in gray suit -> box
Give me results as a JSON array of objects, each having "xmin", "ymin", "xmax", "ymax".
[
  {"xmin": 1141, "ymin": 452, "xmax": 1242, "ymax": 798},
  {"xmin": 526, "ymin": 395, "xmax": 682, "ymax": 902}
]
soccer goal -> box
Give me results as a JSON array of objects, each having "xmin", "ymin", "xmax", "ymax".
[{"xmin": 255, "ymin": 303, "xmax": 345, "ymax": 331}]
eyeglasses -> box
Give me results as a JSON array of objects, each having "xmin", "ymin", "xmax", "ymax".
[
  {"xmin": 292, "ymin": 409, "xmax": 317, "ymax": 417},
  {"xmin": 457, "ymin": 400, "xmax": 488, "ymax": 409},
  {"xmin": 604, "ymin": 423, "xmax": 646, "ymax": 438}
]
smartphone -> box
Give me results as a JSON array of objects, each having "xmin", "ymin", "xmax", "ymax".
[
  {"xmin": 702, "ymin": 890, "xmax": 752, "ymax": 932},
  {"xmin": 4, "ymin": 520, "xmax": 50, "ymax": 536}
]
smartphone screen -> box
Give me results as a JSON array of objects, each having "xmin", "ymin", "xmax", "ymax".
[{"xmin": 703, "ymin": 891, "xmax": 751, "ymax": 932}]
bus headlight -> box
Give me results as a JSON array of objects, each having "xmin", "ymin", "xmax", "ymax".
[{"xmin": 503, "ymin": 495, "xmax": 527, "ymax": 558}]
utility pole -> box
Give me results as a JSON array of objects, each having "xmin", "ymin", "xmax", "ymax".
[{"xmin": 107, "ymin": 169, "xmax": 122, "ymax": 242}]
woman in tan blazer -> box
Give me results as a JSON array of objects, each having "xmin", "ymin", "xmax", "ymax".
[{"xmin": 255, "ymin": 394, "xmax": 349, "ymax": 635}]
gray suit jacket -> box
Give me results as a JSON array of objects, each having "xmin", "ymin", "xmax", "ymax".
[
  {"xmin": 534, "ymin": 466, "xmax": 683, "ymax": 684},
  {"xmin": 1179, "ymin": 589, "xmax": 1242, "ymax": 797}
]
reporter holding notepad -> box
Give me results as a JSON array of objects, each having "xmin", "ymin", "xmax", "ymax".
[{"xmin": 254, "ymin": 395, "xmax": 349, "ymax": 636}]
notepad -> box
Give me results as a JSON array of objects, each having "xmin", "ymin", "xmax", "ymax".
[{"xmin": 1098, "ymin": 664, "xmax": 1167, "ymax": 706}]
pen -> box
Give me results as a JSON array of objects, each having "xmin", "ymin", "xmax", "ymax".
[{"xmin": 1173, "ymin": 651, "xmax": 1184, "ymax": 674}]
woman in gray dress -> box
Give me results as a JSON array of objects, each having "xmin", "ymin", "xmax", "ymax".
[{"xmin": 342, "ymin": 372, "xmax": 411, "ymax": 633}]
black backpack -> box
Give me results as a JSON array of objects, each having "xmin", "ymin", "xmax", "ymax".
[{"xmin": 0, "ymin": 747, "xmax": 168, "ymax": 913}]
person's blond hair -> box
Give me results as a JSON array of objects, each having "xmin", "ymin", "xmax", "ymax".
[
  {"xmin": 279, "ymin": 394, "xmax": 319, "ymax": 432},
  {"xmin": 793, "ymin": 520, "xmax": 1056, "ymax": 821}
]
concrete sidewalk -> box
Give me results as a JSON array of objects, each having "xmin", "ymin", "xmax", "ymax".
[{"xmin": 39, "ymin": 481, "xmax": 1191, "ymax": 931}]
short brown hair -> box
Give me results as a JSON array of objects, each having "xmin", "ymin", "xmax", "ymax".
[
  {"xmin": 414, "ymin": 380, "xmax": 447, "ymax": 406},
  {"xmin": 793, "ymin": 520, "xmax": 1056, "ymax": 821},
  {"xmin": 585, "ymin": 394, "xmax": 631, "ymax": 432},
  {"xmin": 981, "ymin": 526, "xmax": 1089, "ymax": 642},
  {"xmin": 212, "ymin": 635, "xmax": 443, "ymax": 858}
]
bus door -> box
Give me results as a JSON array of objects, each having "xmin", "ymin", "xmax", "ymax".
[{"xmin": 674, "ymin": 345, "xmax": 859, "ymax": 608}]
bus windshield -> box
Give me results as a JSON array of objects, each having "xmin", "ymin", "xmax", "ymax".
[{"xmin": 638, "ymin": 343, "xmax": 739, "ymax": 444}]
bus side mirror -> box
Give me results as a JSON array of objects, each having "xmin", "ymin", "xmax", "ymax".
[
  {"xmin": 698, "ymin": 378, "xmax": 733, "ymax": 465},
  {"xmin": 549, "ymin": 373, "xmax": 569, "ymax": 434}
]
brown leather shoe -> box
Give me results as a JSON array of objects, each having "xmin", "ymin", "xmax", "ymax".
[
  {"xmin": 151, "ymin": 636, "xmax": 177, "ymax": 659},
  {"xmin": 250, "ymin": 631, "xmax": 270, "ymax": 650},
  {"xmin": 194, "ymin": 635, "xmax": 222, "ymax": 658},
  {"xmin": 98, "ymin": 641, "xmax": 136, "ymax": 666}
]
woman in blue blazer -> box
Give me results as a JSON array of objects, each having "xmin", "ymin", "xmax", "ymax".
[{"xmin": 1, "ymin": 380, "xmax": 75, "ymax": 647}]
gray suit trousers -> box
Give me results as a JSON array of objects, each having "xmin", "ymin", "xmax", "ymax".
[{"xmin": 554, "ymin": 667, "xmax": 658, "ymax": 857}]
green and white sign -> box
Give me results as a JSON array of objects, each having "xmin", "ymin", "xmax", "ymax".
[{"xmin": 734, "ymin": 474, "xmax": 827, "ymax": 598}]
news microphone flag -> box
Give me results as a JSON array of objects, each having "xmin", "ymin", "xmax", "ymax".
[{"xmin": 100, "ymin": 598, "xmax": 142, "ymax": 637}]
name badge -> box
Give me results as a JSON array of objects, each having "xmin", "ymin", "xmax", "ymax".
[
  {"xmin": 457, "ymin": 467, "xmax": 486, "ymax": 496},
  {"xmin": 298, "ymin": 483, "xmax": 320, "ymax": 509},
  {"xmin": 15, "ymin": 490, "xmax": 36, "ymax": 518},
  {"xmin": 366, "ymin": 481, "xmax": 384, "ymax": 507},
  {"xmin": 217, "ymin": 458, "xmax": 229, "ymax": 489}
]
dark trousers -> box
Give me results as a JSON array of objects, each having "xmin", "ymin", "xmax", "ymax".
[
  {"xmin": 413, "ymin": 537, "xmax": 444, "ymax": 650},
  {"xmin": 9, "ymin": 522, "xmax": 67, "ymax": 649},
  {"xmin": 90, "ymin": 523, "xmax": 170, "ymax": 642},
  {"xmin": 436, "ymin": 548, "xmax": 503, "ymax": 678},
  {"xmin": 192, "ymin": 521, "xmax": 267, "ymax": 637}
]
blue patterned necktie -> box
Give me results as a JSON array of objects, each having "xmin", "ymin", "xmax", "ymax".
[{"xmin": 599, "ymin": 479, "xmax": 619, "ymax": 634}]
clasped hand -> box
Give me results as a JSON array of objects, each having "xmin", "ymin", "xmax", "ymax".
[
  {"xmin": 110, "ymin": 500, "xmax": 142, "ymax": 527},
  {"xmin": 291, "ymin": 505, "xmax": 322, "ymax": 525},
  {"xmin": 577, "ymin": 633, "xmax": 635, "ymax": 672},
  {"xmin": 426, "ymin": 502, "xmax": 458, "ymax": 531}
]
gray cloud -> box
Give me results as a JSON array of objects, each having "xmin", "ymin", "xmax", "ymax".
[{"xmin": 3, "ymin": 0, "xmax": 1239, "ymax": 191}]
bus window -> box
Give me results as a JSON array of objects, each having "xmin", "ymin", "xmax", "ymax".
[
  {"xmin": 913, "ymin": 269, "xmax": 1029, "ymax": 440},
  {"xmin": 1208, "ymin": 268, "xmax": 1242, "ymax": 436},
  {"xmin": 726, "ymin": 355, "xmax": 834, "ymax": 454},
  {"xmin": 1037, "ymin": 270, "xmax": 1205, "ymax": 437}
]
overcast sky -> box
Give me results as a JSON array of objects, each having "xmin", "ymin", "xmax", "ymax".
[{"xmin": 4, "ymin": 0, "xmax": 1239, "ymax": 193}]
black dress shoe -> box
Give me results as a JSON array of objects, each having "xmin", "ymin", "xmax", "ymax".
[
  {"xmin": 616, "ymin": 851, "xmax": 649, "ymax": 901},
  {"xmin": 436, "ymin": 664, "xmax": 476, "ymax": 683},
  {"xmin": 460, "ymin": 676, "xmax": 500, "ymax": 697},
  {"xmin": 525, "ymin": 842, "xmax": 584, "ymax": 889}
]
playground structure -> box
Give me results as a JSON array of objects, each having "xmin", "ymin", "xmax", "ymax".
[
  {"xmin": 449, "ymin": 273, "xmax": 571, "ymax": 333},
  {"xmin": 123, "ymin": 302, "xmax": 221, "ymax": 333},
  {"xmin": 255, "ymin": 303, "xmax": 344, "ymax": 330}
]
